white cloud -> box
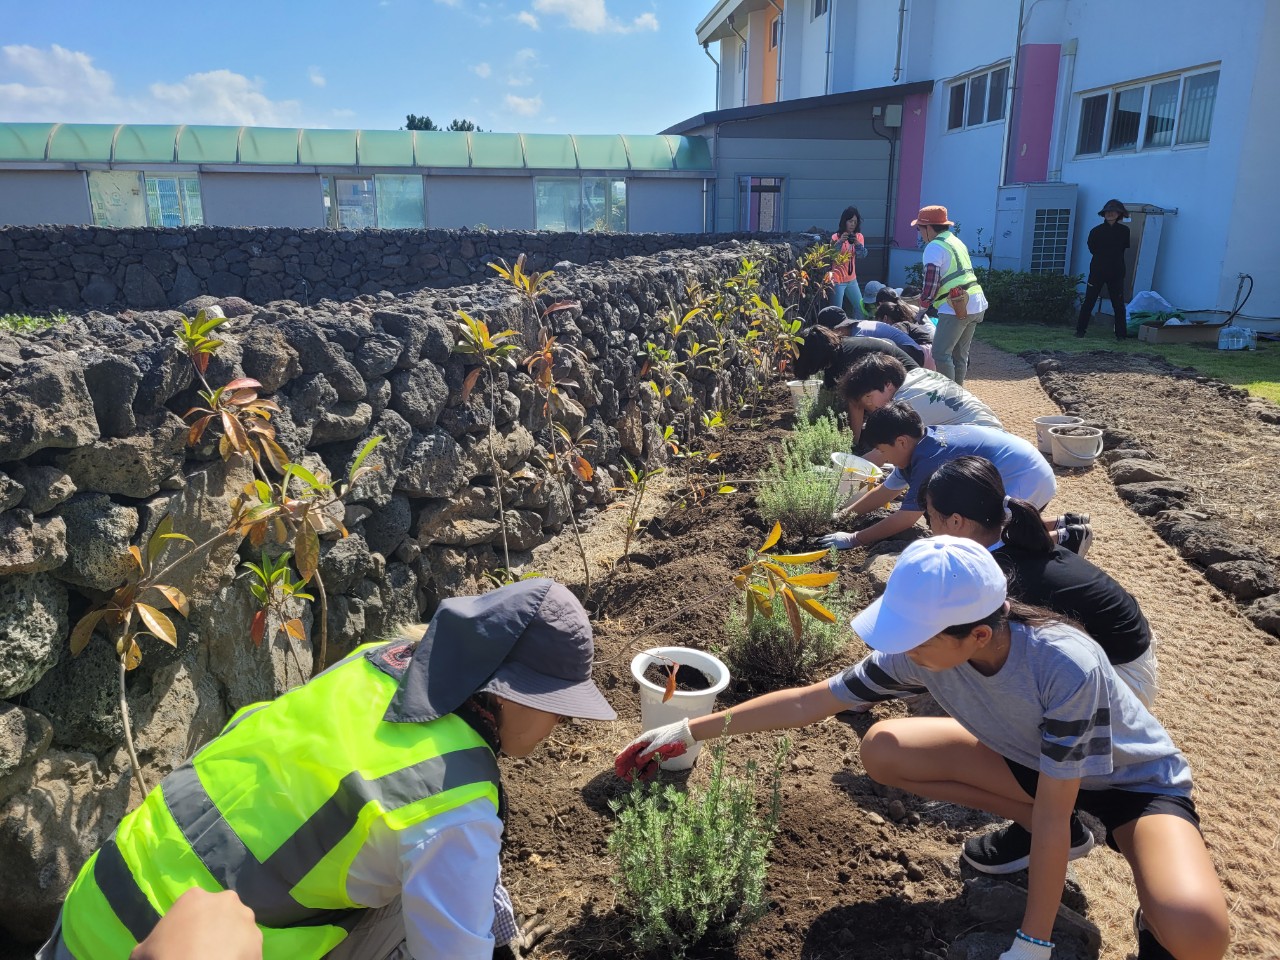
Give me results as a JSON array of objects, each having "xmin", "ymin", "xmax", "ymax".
[
  {"xmin": 531, "ymin": 0, "xmax": 658, "ymax": 33},
  {"xmin": 0, "ymin": 44, "xmax": 306, "ymax": 126},
  {"xmin": 515, "ymin": 10, "xmax": 540, "ymax": 29},
  {"xmin": 470, "ymin": 62, "xmax": 492, "ymax": 79},
  {"xmin": 504, "ymin": 93, "xmax": 543, "ymax": 117},
  {"xmin": 308, "ymin": 66, "xmax": 326, "ymax": 87},
  {"xmin": 506, "ymin": 47, "xmax": 537, "ymax": 86}
]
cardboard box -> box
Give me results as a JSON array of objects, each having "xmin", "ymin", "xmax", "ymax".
[{"xmin": 1137, "ymin": 322, "xmax": 1223, "ymax": 344}]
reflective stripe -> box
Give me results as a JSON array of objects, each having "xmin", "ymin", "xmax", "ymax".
[
  {"xmin": 160, "ymin": 745, "xmax": 499, "ymax": 927},
  {"xmin": 94, "ymin": 841, "xmax": 162, "ymax": 944}
]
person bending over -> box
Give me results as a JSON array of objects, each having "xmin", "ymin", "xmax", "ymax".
[
  {"xmin": 836, "ymin": 353, "xmax": 1002, "ymax": 443},
  {"xmin": 617, "ymin": 538, "xmax": 1229, "ymax": 960},
  {"xmin": 815, "ymin": 305, "xmax": 928, "ymax": 368},
  {"xmin": 820, "ymin": 403, "xmax": 1087, "ymax": 553},
  {"xmin": 792, "ymin": 325, "xmax": 919, "ymax": 422}
]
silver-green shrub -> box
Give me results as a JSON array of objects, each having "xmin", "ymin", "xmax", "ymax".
[
  {"xmin": 722, "ymin": 582, "xmax": 857, "ymax": 691},
  {"xmin": 757, "ymin": 411, "xmax": 852, "ymax": 538},
  {"xmin": 608, "ymin": 737, "xmax": 788, "ymax": 956}
]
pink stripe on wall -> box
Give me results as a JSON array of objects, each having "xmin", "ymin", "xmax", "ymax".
[
  {"xmin": 1008, "ymin": 43, "xmax": 1060, "ymax": 184},
  {"xmin": 894, "ymin": 91, "xmax": 929, "ymax": 249}
]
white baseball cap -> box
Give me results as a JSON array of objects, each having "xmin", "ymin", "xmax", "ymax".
[{"xmin": 851, "ymin": 536, "xmax": 1008, "ymax": 654}]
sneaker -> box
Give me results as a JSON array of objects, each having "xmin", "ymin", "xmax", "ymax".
[
  {"xmin": 1134, "ymin": 909, "xmax": 1177, "ymax": 959},
  {"xmin": 961, "ymin": 814, "xmax": 1096, "ymax": 875},
  {"xmin": 1059, "ymin": 523, "xmax": 1094, "ymax": 558},
  {"xmin": 1061, "ymin": 512, "xmax": 1091, "ymax": 527}
]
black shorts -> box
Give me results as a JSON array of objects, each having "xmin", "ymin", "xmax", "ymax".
[{"xmin": 1004, "ymin": 757, "xmax": 1201, "ymax": 852}]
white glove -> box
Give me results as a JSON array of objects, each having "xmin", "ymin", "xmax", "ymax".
[
  {"xmin": 615, "ymin": 719, "xmax": 696, "ymax": 781},
  {"xmin": 817, "ymin": 531, "xmax": 860, "ymax": 550},
  {"xmin": 997, "ymin": 934, "xmax": 1054, "ymax": 960}
]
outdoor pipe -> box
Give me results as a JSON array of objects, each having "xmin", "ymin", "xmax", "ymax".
[
  {"xmin": 893, "ymin": 0, "xmax": 907, "ymax": 82},
  {"xmin": 1046, "ymin": 38, "xmax": 1077, "ymax": 182},
  {"xmin": 703, "ymin": 42, "xmax": 720, "ymax": 109},
  {"xmin": 726, "ymin": 14, "xmax": 748, "ymax": 107},
  {"xmin": 998, "ymin": 0, "xmax": 1029, "ymax": 187},
  {"xmin": 767, "ymin": 0, "xmax": 784, "ymax": 103},
  {"xmin": 824, "ymin": 2, "xmax": 834, "ymax": 95}
]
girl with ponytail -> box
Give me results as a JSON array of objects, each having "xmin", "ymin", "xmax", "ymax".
[{"xmin": 918, "ymin": 456, "xmax": 1157, "ymax": 707}]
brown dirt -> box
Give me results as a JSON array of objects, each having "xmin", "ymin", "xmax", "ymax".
[{"xmin": 503, "ymin": 351, "xmax": 1280, "ymax": 959}]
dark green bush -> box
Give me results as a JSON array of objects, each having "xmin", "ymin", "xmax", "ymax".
[{"xmin": 900, "ymin": 265, "xmax": 1082, "ymax": 325}]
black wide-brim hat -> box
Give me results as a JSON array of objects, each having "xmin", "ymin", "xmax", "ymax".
[{"xmin": 1098, "ymin": 199, "xmax": 1129, "ymax": 218}]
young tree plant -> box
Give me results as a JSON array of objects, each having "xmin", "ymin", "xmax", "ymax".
[
  {"xmin": 619, "ymin": 458, "xmax": 665, "ymax": 570},
  {"xmin": 733, "ymin": 522, "xmax": 839, "ymax": 643}
]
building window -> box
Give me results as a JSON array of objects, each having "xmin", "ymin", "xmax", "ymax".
[
  {"xmin": 319, "ymin": 175, "xmax": 425, "ymax": 228},
  {"xmin": 534, "ymin": 178, "xmax": 626, "ymax": 232},
  {"xmin": 737, "ymin": 176, "xmax": 783, "ymax": 231},
  {"xmin": 813, "ymin": 0, "xmax": 829, "ymax": 18},
  {"xmin": 945, "ymin": 64, "xmax": 1009, "ymax": 130},
  {"xmin": 770, "ymin": 16, "xmax": 781, "ymax": 49},
  {"xmin": 88, "ymin": 171, "xmax": 202, "ymax": 227},
  {"xmin": 1074, "ymin": 66, "xmax": 1219, "ymax": 157},
  {"xmin": 145, "ymin": 176, "xmax": 204, "ymax": 227},
  {"xmin": 374, "ymin": 174, "xmax": 425, "ymax": 228}
]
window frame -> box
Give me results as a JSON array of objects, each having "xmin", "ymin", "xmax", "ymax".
[
  {"xmin": 769, "ymin": 16, "xmax": 781, "ymax": 50},
  {"xmin": 812, "ymin": 0, "xmax": 829, "ymax": 20},
  {"xmin": 944, "ymin": 63, "xmax": 1010, "ymax": 132},
  {"xmin": 1072, "ymin": 64, "xmax": 1220, "ymax": 159},
  {"xmin": 533, "ymin": 176, "xmax": 628, "ymax": 232},
  {"xmin": 736, "ymin": 175, "xmax": 785, "ymax": 232}
]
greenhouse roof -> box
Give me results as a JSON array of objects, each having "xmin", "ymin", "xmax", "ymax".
[{"xmin": 0, "ymin": 123, "xmax": 712, "ymax": 172}]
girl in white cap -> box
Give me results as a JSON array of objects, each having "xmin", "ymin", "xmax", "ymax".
[{"xmin": 617, "ymin": 539, "xmax": 1227, "ymax": 960}]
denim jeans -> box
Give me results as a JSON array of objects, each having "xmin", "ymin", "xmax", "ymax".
[
  {"xmin": 932, "ymin": 309, "xmax": 985, "ymax": 385},
  {"xmin": 829, "ymin": 280, "xmax": 864, "ymax": 317}
]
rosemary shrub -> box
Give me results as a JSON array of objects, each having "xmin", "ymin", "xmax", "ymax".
[
  {"xmin": 757, "ymin": 411, "xmax": 851, "ymax": 538},
  {"xmin": 608, "ymin": 736, "xmax": 789, "ymax": 956},
  {"xmin": 722, "ymin": 581, "xmax": 857, "ymax": 691}
]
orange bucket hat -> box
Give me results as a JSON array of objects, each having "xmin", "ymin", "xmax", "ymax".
[{"xmin": 911, "ymin": 205, "xmax": 953, "ymax": 227}]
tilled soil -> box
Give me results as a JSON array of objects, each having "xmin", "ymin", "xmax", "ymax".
[{"xmin": 504, "ymin": 348, "xmax": 1280, "ymax": 959}]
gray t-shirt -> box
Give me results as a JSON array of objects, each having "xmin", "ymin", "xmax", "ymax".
[
  {"xmin": 829, "ymin": 619, "xmax": 1192, "ymax": 796},
  {"xmin": 894, "ymin": 367, "xmax": 1003, "ymax": 430}
]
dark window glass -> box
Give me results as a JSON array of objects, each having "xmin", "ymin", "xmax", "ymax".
[
  {"xmin": 987, "ymin": 67, "xmax": 1008, "ymax": 122},
  {"xmin": 948, "ymin": 84, "xmax": 966, "ymax": 130},
  {"xmin": 967, "ymin": 73, "xmax": 988, "ymax": 126},
  {"xmin": 1145, "ymin": 78, "xmax": 1180, "ymax": 147},
  {"xmin": 1076, "ymin": 94, "xmax": 1108, "ymax": 154},
  {"xmin": 1108, "ymin": 87, "xmax": 1144, "ymax": 152},
  {"xmin": 1177, "ymin": 70, "xmax": 1218, "ymax": 144}
]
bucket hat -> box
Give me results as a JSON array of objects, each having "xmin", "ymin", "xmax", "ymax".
[
  {"xmin": 851, "ymin": 536, "xmax": 1007, "ymax": 654},
  {"xmin": 911, "ymin": 205, "xmax": 954, "ymax": 228},
  {"xmin": 816, "ymin": 305, "xmax": 850, "ymax": 330},
  {"xmin": 1098, "ymin": 199, "xmax": 1129, "ymax": 218}
]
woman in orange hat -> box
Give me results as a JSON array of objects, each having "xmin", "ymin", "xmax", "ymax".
[{"xmin": 912, "ymin": 205, "xmax": 988, "ymax": 385}]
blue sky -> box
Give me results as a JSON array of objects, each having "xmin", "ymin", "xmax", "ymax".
[{"xmin": 0, "ymin": 0, "xmax": 717, "ymax": 134}]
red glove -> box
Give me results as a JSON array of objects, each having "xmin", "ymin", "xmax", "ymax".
[{"xmin": 613, "ymin": 719, "xmax": 695, "ymax": 782}]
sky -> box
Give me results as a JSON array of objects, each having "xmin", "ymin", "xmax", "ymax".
[{"xmin": 0, "ymin": 0, "xmax": 718, "ymax": 134}]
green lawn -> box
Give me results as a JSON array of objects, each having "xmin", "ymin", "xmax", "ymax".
[{"xmin": 976, "ymin": 323, "xmax": 1280, "ymax": 405}]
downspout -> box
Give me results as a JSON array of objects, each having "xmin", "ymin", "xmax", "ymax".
[
  {"xmin": 893, "ymin": 0, "xmax": 907, "ymax": 82},
  {"xmin": 703, "ymin": 42, "xmax": 720, "ymax": 110},
  {"xmin": 767, "ymin": 0, "xmax": 784, "ymax": 102},
  {"xmin": 872, "ymin": 110, "xmax": 898, "ymax": 281},
  {"xmin": 726, "ymin": 15, "xmax": 748, "ymax": 107},
  {"xmin": 997, "ymin": 0, "xmax": 1028, "ymax": 187},
  {"xmin": 824, "ymin": 3, "xmax": 835, "ymax": 95},
  {"xmin": 1045, "ymin": 38, "xmax": 1077, "ymax": 182}
]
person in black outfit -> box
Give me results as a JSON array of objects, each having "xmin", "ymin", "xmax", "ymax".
[
  {"xmin": 1076, "ymin": 199, "xmax": 1131, "ymax": 340},
  {"xmin": 793, "ymin": 325, "xmax": 919, "ymax": 423},
  {"xmin": 919, "ymin": 456, "xmax": 1158, "ymax": 707}
]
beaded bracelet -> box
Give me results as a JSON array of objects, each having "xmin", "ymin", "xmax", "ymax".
[{"xmin": 1015, "ymin": 929, "xmax": 1055, "ymax": 949}]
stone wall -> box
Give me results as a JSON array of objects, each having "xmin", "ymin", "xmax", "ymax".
[
  {"xmin": 0, "ymin": 237, "xmax": 801, "ymax": 943},
  {"xmin": 0, "ymin": 224, "xmax": 793, "ymax": 315}
]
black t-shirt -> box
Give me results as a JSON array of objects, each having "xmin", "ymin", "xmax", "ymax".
[
  {"xmin": 993, "ymin": 544, "xmax": 1151, "ymax": 665},
  {"xmin": 1086, "ymin": 222, "xmax": 1130, "ymax": 277},
  {"xmin": 823, "ymin": 337, "xmax": 919, "ymax": 390}
]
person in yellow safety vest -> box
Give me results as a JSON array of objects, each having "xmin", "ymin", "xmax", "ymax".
[
  {"xmin": 38, "ymin": 578, "xmax": 616, "ymax": 960},
  {"xmin": 912, "ymin": 205, "xmax": 989, "ymax": 386}
]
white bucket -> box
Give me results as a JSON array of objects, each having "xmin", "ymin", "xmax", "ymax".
[
  {"xmin": 1048, "ymin": 425, "xmax": 1104, "ymax": 468},
  {"xmin": 830, "ymin": 452, "xmax": 883, "ymax": 504},
  {"xmin": 786, "ymin": 379, "xmax": 822, "ymax": 413},
  {"xmin": 1033, "ymin": 415, "xmax": 1084, "ymax": 454},
  {"xmin": 629, "ymin": 646, "xmax": 730, "ymax": 771}
]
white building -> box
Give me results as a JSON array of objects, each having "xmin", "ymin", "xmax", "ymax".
[{"xmin": 687, "ymin": 0, "xmax": 1280, "ymax": 324}]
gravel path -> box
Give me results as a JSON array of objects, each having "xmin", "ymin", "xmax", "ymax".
[{"xmin": 965, "ymin": 341, "xmax": 1280, "ymax": 958}]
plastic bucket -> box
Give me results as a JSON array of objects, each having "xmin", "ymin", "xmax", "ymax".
[
  {"xmin": 630, "ymin": 646, "xmax": 730, "ymax": 771},
  {"xmin": 786, "ymin": 379, "xmax": 822, "ymax": 413},
  {"xmin": 830, "ymin": 452, "xmax": 883, "ymax": 505},
  {"xmin": 1034, "ymin": 415, "xmax": 1084, "ymax": 454},
  {"xmin": 1048, "ymin": 425, "xmax": 1103, "ymax": 468}
]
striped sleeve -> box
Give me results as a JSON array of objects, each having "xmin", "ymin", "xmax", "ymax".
[
  {"xmin": 829, "ymin": 652, "xmax": 928, "ymax": 707},
  {"xmin": 1039, "ymin": 669, "xmax": 1115, "ymax": 780}
]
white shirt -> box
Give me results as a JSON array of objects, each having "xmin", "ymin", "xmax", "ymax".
[
  {"xmin": 894, "ymin": 367, "xmax": 1003, "ymax": 430},
  {"xmin": 923, "ymin": 240, "xmax": 989, "ymax": 316},
  {"xmin": 345, "ymin": 798, "xmax": 503, "ymax": 959}
]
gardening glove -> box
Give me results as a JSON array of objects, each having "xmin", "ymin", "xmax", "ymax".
[
  {"xmin": 817, "ymin": 531, "xmax": 860, "ymax": 550},
  {"xmin": 493, "ymin": 915, "xmax": 551, "ymax": 959},
  {"xmin": 614, "ymin": 719, "xmax": 696, "ymax": 782},
  {"xmin": 996, "ymin": 934, "xmax": 1054, "ymax": 960}
]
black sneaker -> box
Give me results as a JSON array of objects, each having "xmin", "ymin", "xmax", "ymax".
[
  {"xmin": 1061, "ymin": 511, "xmax": 1090, "ymax": 527},
  {"xmin": 961, "ymin": 813, "xmax": 1096, "ymax": 874},
  {"xmin": 1060, "ymin": 523, "xmax": 1094, "ymax": 558}
]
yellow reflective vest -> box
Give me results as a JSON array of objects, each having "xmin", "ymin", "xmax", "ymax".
[
  {"xmin": 55, "ymin": 643, "xmax": 501, "ymax": 959},
  {"xmin": 928, "ymin": 230, "xmax": 983, "ymax": 308}
]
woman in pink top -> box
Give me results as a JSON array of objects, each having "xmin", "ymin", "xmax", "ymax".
[{"xmin": 830, "ymin": 205, "xmax": 868, "ymax": 318}]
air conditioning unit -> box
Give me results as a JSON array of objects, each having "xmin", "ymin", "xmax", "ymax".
[{"xmin": 991, "ymin": 183, "xmax": 1079, "ymax": 275}]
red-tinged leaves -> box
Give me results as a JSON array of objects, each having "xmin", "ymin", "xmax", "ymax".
[
  {"xmin": 283, "ymin": 618, "xmax": 307, "ymax": 642},
  {"xmin": 136, "ymin": 603, "xmax": 178, "ymax": 647},
  {"xmin": 70, "ymin": 609, "xmax": 106, "ymax": 656},
  {"xmin": 250, "ymin": 609, "xmax": 267, "ymax": 647},
  {"xmin": 221, "ymin": 377, "xmax": 264, "ymax": 393},
  {"xmin": 782, "ymin": 587, "xmax": 804, "ymax": 643},
  {"xmin": 663, "ymin": 665, "xmax": 678, "ymax": 703},
  {"xmin": 259, "ymin": 435, "xmax": 290, "ymax": 474},
  {"xmin": 760, "ymin": 521, "xmax": 782, "ymax": 553},
  {"xmin": 461, "ymin": 367, "xmax": 483, "ymax": 404},
  {"xmin": 187, "ymin": 415, "xmax": 214, "ymax": 447},
  {"xmin": 152, "ymin": 585, "xmax": 190, "ymax": 617},
  {"xmin": 221, "ymin": 411, "xmax": 251, "ymax": 457},
  {"xmin": 295, "ymin": 520, "xmax": 320, "ymax": 581},
  {"xmin": 249, "ymin": 522, "xmax": 268, "ymax": 548},
  {"xmin": 574, "ymin": 456, "xmax": 594, "ymax": 481},
  {"xmin": 194, "ymin": 352, "xmax": 210, "ymax": 375}
]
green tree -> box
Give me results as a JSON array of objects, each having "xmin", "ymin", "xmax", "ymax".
[
  {"xmin": 447, "ymin": 118, "xmax": 484, "ymax": 132},
  {"xmin": 403, "ymin": 114, "xmax": 439, "ymax": 131}
]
